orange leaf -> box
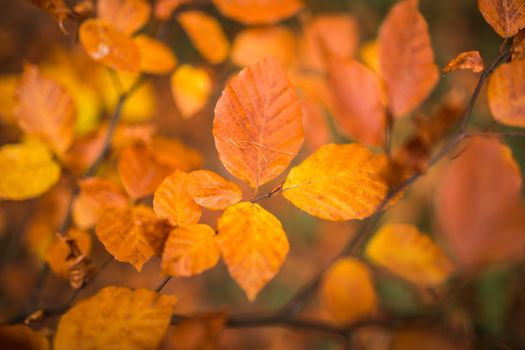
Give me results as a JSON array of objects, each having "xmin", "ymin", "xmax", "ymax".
[
  {"xmin": 231, "ymin": 26, "xmax": 297, "ymax": 67},
  {"xmin": 170, "ymin": 64, "xmax": 212, "ymax": 118},
  {"xmin": 213, "ymin": 57, "xmax": 304, "ymax": 188},
  {"xmin": 97, "ymin": 0, "xmax": 151, "ymax": 35},
  {"xmin": 216, "ymin": 202, "xmax": 289, "ymax": 300},
  {"xmin": 366, "ymin": 224, "xmax": 454, "ymax": 287},
  {"xmin": 118, "ymin": 144, "xmax": 174, "ymax": 199},
  {"xmin": 186, "ymin": 170, "xmax": 242, "ymax": 210},
  {"xmin": 283, "ymin": 143, "xmax": 390, "ymax": 221},
  {"xmin": 212, "ymin": 0, "xmax": 303, "ymax": 25},
  {"xmin": 436, "ymin": 137, "xmax": 525, "ymax": 269},
  {"xmin": 79, "ymin": 18, "xmax": 140, "ymax": 72},
  {"xmin": 488, "ymin": 59, "xmax": 525, "ymax": 127},
  {"xmin": 134, "ymin": 34, "xmax": 177, "ymax": 74},
  {"xmin": 149, "ymin": 136, "xmax": 203, "ymax": 171},
  {"xmin": 54, "ymin": 287, "xmax": 176, "ymax": 350},
  {"xmin": 299, "ymin": 96, "xmax": 331, "ymax": 151},
  {"xmin": 16, "ymin": 64, "xmax": 75, "ymax": 154},
  {"xmin": 95, "ymin": 205, "xmax": 168, "ymax": 271},
  {"xmin": 378, "ymin": 0, "xmax": 439, "ymax": 117},
  {"xmin": 155, "ymin": 0, "xmax": 189, "ymax": 20},
  {"xmin": 328, "ymin": 58, "xmax": 385, "ymax": 146},
  {"xmin": 178, "ymin": 11, "xmax": 229, "ymax": 64},
  {"xmin": 72, "ymin": 177, "xmax": 129, "ymax": 229},
  {"xmin": 162, "ymin": 224, "xmax": 220, "ymax": 276},
  {"xmin": 153, "ymin": 170, "xmax": 202, "ymax": 226},
  {"xmin": 443, "ymin": 51, "xmax": 485, "ymax": 74},
  {"xmin": 45, "ymin": 229, "xmax": 92, "ymax": 278},
  {"xmin": 0, "ymin": 325, "xmax": 49, "ymax": 350},
  {"xmin": 477, "ymin": 0, "xmax": 525, "ymax": 38},
  {"xmin": 321, "ymin": 257, "xmax": 377, "ymax": 324}
]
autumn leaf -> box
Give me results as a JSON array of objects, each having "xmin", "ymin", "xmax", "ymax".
[
  {"xmin": 54, "ymin": 287, "xmax": 176, "ymax": 350},
  {"xmin": 96, "ymin": 205, "xmax": 168, "ymax": 271},
  {"xmin": 16, "ymin": 64, "xmax": 75, "ymax": 154},
  {"xmin": 299, "ymin": 95, "xmax": 331, "ymax": 151},
  {"xmin": 366, "ymin": 224, "xmax": 454, "ymax": 287},
  {"xmin": 0, "ymin": 141, "xmax": 60, "ymax": 200},
  {"xmin": 30, "ymin": 0, "xmax": 70, "ymax": 34},
  {"xmin": 162, "ymin": 224, "xmax": 220, "ymax": 276},
  {"xmin": 45, "ymin": 229, "xmax": 92, "ymax": 278},
  {"xmin": 153, "ymin": 170, "xmax": 202, "ymax": 226},
  {"xmin": 283, "ymin": 143, "xmax": 390, "ymax": 221},
  {"xmin": 231, "ymin": 26, "xmax": 297, "ymax": 67},
  {"xmin": 328, "ymin": 58, "xmax": 385, "ymax": 146},
  {"xmin": 443, "ymin": 51, "xmax": 485, "ymax": 73},
  {"xmin": 212, "ymin": 0, "xmax": 304, "ymax": 25},
  {"xmin": 178, "ymin": 11, "xmax": 230, "ymax": 64},
  {"xmin": 186, "ymin": 170, "xmax": 242, "ymax": 210},
  {"xmin": 149, "ymin": 136, "xmax": 203, "ymax": 171},
  {"xmin": 0, "ymin": 325, "xmax": 49, "ymax": 350},
  {"xmin": 321, "ymin": 257, "xmax": 377, "ymax": 324},
  {"xmin": 170, "ymin": 64, "xmax": 212, "ymax": 118},
  {"xmin": 487, "ymin": 59, "xmax": 525, "ymax": 127},
  {"xmin": 134, "ymin": 35, "xmax": 177, "ymax": 74},
  {"xmin": 477, "ymin": 0, "xmax": 525, "ymax": 38},
  {"xmin": 155, "ymin": 0, "xmax": 190, "ymax": 20},
  {"xmin": 97, "ymin": 0, "xmax": 151, "ymax": 35},
  {"xmin": 72, "ymin": 177, "xmax": 129, "ymax": 229},
  {"xmin": 79, "ymin": 18, "xmax": 140, "ymax": 72},
  {"xmin": 213, "ymin": 57, "xmax": 304, "ymax": 188},
  {"xmin": 378, "ymin": 0, "xmax": 439, "ymax": 117},
  {"xmin": 216, "ymin": 202, "xmax": 289, "ymax": 301},
  {"xmin": 436, "ymin": 137, "xmax": 525, "ymax": 269}
]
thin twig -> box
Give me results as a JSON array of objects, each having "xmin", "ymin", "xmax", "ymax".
[{"xmin": 155, "ymin": 276, "xmax": 173, "ymax": 293}]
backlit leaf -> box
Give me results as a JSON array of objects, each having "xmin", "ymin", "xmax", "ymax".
[
  {"xmin": 79, "ymin": 18, "xmax": 140, "ymax": 72},
  {"xmin": 0, "ymin": 325, "xmax": 49, "ymax": 350},
  {"xmin": 178, "ymin": 11, "xmax": 229, "ymax": 64},
  {"xmin": 378, "ymin": 0, "xmax": 439, "ymax": 117},
  {"xmin": 170, "ymin": 64, "xmax": 212, "ymax": 119},
  {"xmin": 477, "ymin": 0, "xmax": 525, "ymax": 38},
  {"xmin": 443, "ymin": 51, "xmax": 485, "ymax": 73},
  {"xmin": 134, "ymin": 34, "xmax": 177, "ymax": 74},
  {"xmin": 96, "ymin": 205, "xmax": 168, "ymax": 271},
  {"xmin": 321, "ymin": 257, "xmax": 377, "ymax": 324},
  {"xmin": 487, "ymin": 59, "xmax": 525, "ymax": 127},
  {"xmin": 436, "ymin": 137, "xmax": 525, "ymax": 269},
  {"xmin": 0, "ymin": 141, "xmax": 60, "ymax": 200},
  {"xmin": 212, "ymin": 0, "xmax": 303, "ymax": 25},
  {"xmin": 366, "ymin": 224, "xmax": 454, "ymax": 287},
  {"xmin": 162, "ymin": 224, "xmax": 220, "ymax": 276},
  {"xmin": 216, "ymin": 202, "xmax": 289, "ymax": 300},
  {"xmin": 231, "ymin": 26, "xmax": 296, "ymax": 67},
  {"xmin": 283, "ymin": 143, "xmax": 390, "ymax": 221},
  {"xmin": 45, "ymin": 229, "xmax": 92, "ymax": 278},
  {"xmin": 54, "ymin": 286, "xmax": 176, "ymax": 350},
  {"xmin": 97, "ymin": 0, "xmax": 151, "ymax": 35},
  {"xmin": 213, "ymin": 57, "xmax": 304, "ymax": 188},
  {"xmin": 328, "ymin": 58, "xmax": 385, "ymax": 146},
  {"xmin": 186, "ymin": 170, "xmax": 242, "ymax": 210},
  {"xmin": 149, "ymin": 136, "xmax": 202, "ymax": 171},
  {"xmin": 153, "ymin": 170, "xmax": 202, "ymax": 227},
  {"xmin": 16, "ymin": 64, "xmax": 75, "ymax": 154}
]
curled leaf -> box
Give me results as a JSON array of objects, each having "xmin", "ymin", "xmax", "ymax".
[
  {"xmin": 443, "ymin": 51, "xmax": 484, "ymax": 73},
  {"xmin": 45, "ymin": 229, "xmax": 92, "ymax": 279}
]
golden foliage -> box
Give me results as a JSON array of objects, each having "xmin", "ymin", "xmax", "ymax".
[
  {"xmin": 186, "ymin": 170, "xmax": 242, "ymax": 210},
  {"xmin": 170, "ymin": 64, "xmax": 212, "ymax": 118},
  {"xmin": 97, "ymin": 0, "xmax": 151, "ymax": 35},
  {"xmin": 477, "ymin": 0, "xmax": 525, "ymax": 38},
  {"xmin": 134, "ymin": 35, "xmax": 177, "ymax": 74},
  {"xmin": 488, "ymin": 59, "xmax": 525, "ymax": 127}
]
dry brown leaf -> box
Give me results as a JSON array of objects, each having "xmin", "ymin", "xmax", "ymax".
[
  {"xmin": 443, "ymin": 51, "xmax": 485, "ymax": 73},
  {"xmin": 488, "ymin": 59, "xmax": 525, "ymax": 127},
  {"xmin": 45, "ymin": 229, "xmax": 92, "ymax": 278},
  {"xmin": 97, "ymin": 0, "xmax": 151, "ymax": 35},
  {"xmin": 477, "ymin": 0, "xmax": 525, "ymax": 38},
  {"xmin": 212, "ymin": 0, "xmax": 303, "ymax": 25},
  {"xmin": 186, "ymin": 170, "xmax": 242, "ymax": 210}
]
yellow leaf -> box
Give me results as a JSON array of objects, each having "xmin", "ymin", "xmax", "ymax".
[
  {"xmin": 366, "ymin": 224, "xmax": 454, "ymax": 287},
  {"xmin": 153, "ymin": 170, "xmax": 202, "ymax": 226},
  {"xmin": 45, "ymin": 228, "xmax": 92, "ymax": 279},
  {"xmin": 79, "ymin": 18, "xmax": 140, "ymax": 72},
  {"xmin": 97, "ymin": 0, "xmax": 151, "ymax": 35},
  {"xmin": 488, "ymin": 59, "xmax": 525, "ymax": 127},
  {"xmin": 54, "ymin": 286, "xmax": 176, "ymax": 350},
  {"xmin": 283, "ymin": 143, "xmax": 390, "ymax": 221},
  {"xmin": 0, "ymin": 325, "xmax": 49, "ymax": 350},
  {"xmin": 186, "ymin": 170, "xmax": 242, "ymax": 210},
  {"xmin": 162, "ymin": 224, "xmax": 220, "ymax": 276},
  {"xmin": 216, "ymin": 202, "xmax": 289, "ymax": 301},
  {"xmin": 213, "ymin": 57, "xmax": 304, "ymax": 188},
  {"xmin": 212, "ymin": 0, "xmax": 303, "ymax": 25},
  {"xmin": 477, "ymin": 0, "xmax": 525, "ymax": 38},
  {"xmin": 95, "ymin": 205, "xmax": 168, "ymax": 271},
  {"xmin": 170, "ymin": 64, "xmax": 212, "ymax": 118},
  {"xmin": 378, "ymin": 0, "xmax": 439, "ymax": 117},
  {"xmin": 321, "ymin": 257, "xmax": 377, "ymax": 324},
  {"xmin": 178, "ymin": 11, "xmax": 229, "ymax": 64},
  {"xmin": 134, "ymin": 34, "xmax": 177, "ymax": 74},
  {"xmin": 0, "ymin": 141, "xmax": 60, "ymax": 200},
  {"xmin": 16, "ymin": 64, "xmax": 75, "ymax": 154}
]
